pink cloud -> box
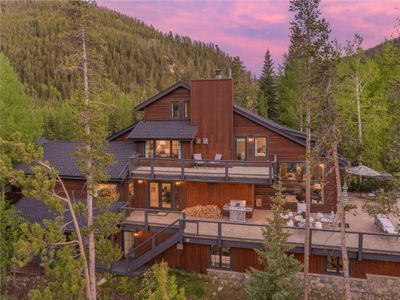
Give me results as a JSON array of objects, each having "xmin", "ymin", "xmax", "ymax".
[{"xmin": 97, "ymin": 0, "xmax": 399, "ymax": 76}]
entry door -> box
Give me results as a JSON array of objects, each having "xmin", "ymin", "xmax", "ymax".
[{"xmin": 149, "ymin": 182, "xmax": 172, "ymax": 209}]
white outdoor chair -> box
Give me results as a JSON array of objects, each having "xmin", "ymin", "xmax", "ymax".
[
  {"xmin": 193, "ymin": 153, "xmax": 205, "ymax": 168},
  {"xmin": 214, "ymin": 153, "xmax": 222, "ymax": 161},
  {"xmin": 297, "ymin": 202, "xmax": 306, "ymax": 214},
  {"xmin": 314, "ymin": 221, "xmax": 323, "ymax": 229},
  {"xmin": 286, "ymin": 220, "xmax": 294, "ymax": 227}
]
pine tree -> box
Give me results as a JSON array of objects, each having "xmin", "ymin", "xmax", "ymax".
[
  {"xmin": 246, "ymin": 181, "xmax": 302, "ymax": 300},
  {"xmin": 258, "ymin": 50, "xmax": 278, "ymax": 119}
]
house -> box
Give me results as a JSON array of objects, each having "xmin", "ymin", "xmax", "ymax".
[{"xmin": 16, "ymin": 75, "xmax": 400, "ymax": 280}]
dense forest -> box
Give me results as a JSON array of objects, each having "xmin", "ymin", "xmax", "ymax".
[
  {"xmin": 0, "ymin": 1, "xmax": 257, "ymax": 138},
  {"xmin": 0, "ymin": 1, "xmax": 399, "ymax": 173}
]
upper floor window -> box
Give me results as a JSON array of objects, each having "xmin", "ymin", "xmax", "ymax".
[
  {"xmin": 235, "ymin": 137, "xmax": 247, "ymax": 160},
  {"xmin": 184, "ymin": 101, "xmax": 191, "ymax": 118},
  {"xmin": 171, "ymin": 102, "xmax": 180, "ymax": 119},
  {"xmin": 254, "ymin": 137, "xmax": 267, "ymax": 158},
  {"xmin": 145, "ymin": 140, "xmax": 181, "ymax": 159},
  {"xmin": 209, "ymin": 245, "xmax": 231, "ymax": 270}
]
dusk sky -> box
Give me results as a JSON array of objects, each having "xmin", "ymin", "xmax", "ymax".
[{"xmin": 97, "ymin": 0, "xmax": 399, "ymax": 76}]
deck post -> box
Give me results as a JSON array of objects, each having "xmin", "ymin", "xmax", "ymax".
[
  {"xmin": 224, "ymin": 161, "xmax": 228, "ymax": 182},
  {"xmin": 144, "ymin": 211, "xmax": 149, "ymax": 231},
  {"xmin": 180, "ymin": 159, "xmax": 184, "ymax": 179},
  {"xmin": 179, "ymin": 219, "xmax": 183, "ymax": 244},
  {"xmin": 150, "ymin": 159, "xmax": 155, "ymax": 179},
  {"xmin": 217, "ymin": 222, "xmax": 222, "ymax": 247},
  {"xmin": 358, "ymin": 233, "xmax": 363, "ymax": 261}
]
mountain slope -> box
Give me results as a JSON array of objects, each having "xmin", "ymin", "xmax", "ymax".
[{"xmin": 0, "ymin": 1, "xmax": 253, "ymax": 103}]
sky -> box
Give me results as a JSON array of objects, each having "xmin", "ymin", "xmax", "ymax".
[{"xmin": 97, "ymin": 0, "xmax": 399, "ymax": 76}]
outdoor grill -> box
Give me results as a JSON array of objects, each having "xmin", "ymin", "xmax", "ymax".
[{"xmin": 223, "ymin": 200, "xmax": 253, "ymax": 222}]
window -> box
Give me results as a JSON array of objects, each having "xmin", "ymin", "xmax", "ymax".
[
  {"xmin": 124, "ymin": 231, "xmax": 136, "ymax": 256},
  {"xmin": 145, "ymin": 140, "xmax": 154, "ymax": 158},
  {"xmin": 149, "ymin": 182, "xmax": 173, "ymax": 209},
  {"xmin": 96, "ymin": 183, "xmax": 118, "ymax": 197},
  {"xmin": 254, "ymin": 137, "xmax": 267, "ymax": 158},
  {"xmin": 279, "ymin": 162, "xmax": 325, "ymax": 204},
  {"xmin": 235, "ymin": 137, "xmax": 247, "ymax": 160},
  {"xmin": 184, "ymin": 101, "xmax": 191, "ymax": 118},
  {"xmin": 209, "ymin": 245, "xmax": 231, "ymax": 269},
  {"xmin": 325, "ymin": 256, "xmax": 344, "ymax": 275},
  {"xmin": 145, "ymin": 140, "xmax": 181, "ymax": 158},
  {"xmin": 171, "ymin": 102, "xmax": 180, "ymax": 119}
]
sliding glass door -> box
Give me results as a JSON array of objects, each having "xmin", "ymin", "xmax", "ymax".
[{"xmin": 149, "ymin": 182, "xmax": 173, "ymax": 209}]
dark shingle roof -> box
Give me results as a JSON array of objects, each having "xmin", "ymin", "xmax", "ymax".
[
  {"xmin": 127, "ymin": 120, "xmax": 198, "ymax": 140},
  {"xmin": 19, "ymin": 140, "xmax": 135, "ymax": 180},
  {"xmin": 16, "ymin": 196, "xmax": 126, "ymax": 231},
  {"xmin": 107, "ymin": 122, "xmax": 138, "ymax": 141},
  {"xmin": 135, "ymin": 81, "xmax": 190, "ymax": 112}
]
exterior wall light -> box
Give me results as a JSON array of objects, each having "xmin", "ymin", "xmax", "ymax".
[
  {"xmin": 175, "ymin": 181, "xmax": 181, "ymax": 186},
  {"xmin": 138, "ymin": 180, "xmax": 143, "ymax": 184},
  {"xmin": 248, "ymin": 136, "xmax": 254, "ymax": 142}
]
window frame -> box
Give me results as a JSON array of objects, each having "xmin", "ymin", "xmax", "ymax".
[
  {"xmin": 208, "ymin": 245, "xmax": 232, "ymax": 270},
  {"xmin": 325, "ymin": 256, "xmax": 347, "ymax": 275},
  {"xmin": 253, "ymin": 136, "xmax": 268, "ymax": 159},
  {"xmin": 184, "ymin": 101, "xmax": 191, "ymax": 119},
  {"xmin": 234, "ymin": 136, "xmax": 247, "ymax": 161},
  {"xmin": 144, "ymin": 140, "xmax": 182, "ymax": 159},
  {"xmin": 170, "ymin": 101, "xmax": 180, "ymax": 119},
  {"xmin": 148, "ymin": 181, "xmax": 174, "ymax": 210}
]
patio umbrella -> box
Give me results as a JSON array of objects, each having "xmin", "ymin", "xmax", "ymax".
[{"xmin": 346, "ymin": 164, "xmax": 381, "ymax": 177}]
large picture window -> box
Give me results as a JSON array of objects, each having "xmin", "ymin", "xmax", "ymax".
[
  {"xmin": 254, "ymin": 137, "xmax": 267, "ymax": 158},
  {"xmin": 209, "ymin": 245, "xmax": 231, "ymax": 270},
  {"xmin": 279, "ymin": 162, "xmax": 325, "ymax": 204},
  {"xmin": 145, "ymin": 140, "xmax": 181, "ymax": 159}
]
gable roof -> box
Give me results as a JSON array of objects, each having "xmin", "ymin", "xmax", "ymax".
[
  {"xmin": 127, "ymin": 120, "xmax": 198, "ymax": 140},
  {"xmin": 107, "ymin": 122, "xmax": 138, "ymax": 141},
  {"xmin": 233, "ymin": 105, "xmax": 308, "ymax": 147},
  {"xmin": 19, "ymin": 140, "xmax": 135, "ymax": 181},
  {"xmin": 135, "ymin": 81, "xmax": 190, "ymax": 112}
]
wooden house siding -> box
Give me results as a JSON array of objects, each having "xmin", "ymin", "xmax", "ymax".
[
  {"xmin": 191, "ymin": 79, "xmax": 234, "ymax": 160},
  {"xmin": 233, "ymin": 112, "xmax": 305, "ymax": 161},
  {"xmin": 143, "ymin": 87, "xmax": 190, "ymax": 120}
]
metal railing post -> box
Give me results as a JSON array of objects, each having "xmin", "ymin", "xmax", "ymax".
[
  {"xmin": 150, "ymin": 159, "xmax": 155, "ymax": 178},
  {"xmin": 144, "ymin": 211, "xmax": 149, "ymax": 231},
  {"xmin": 218, "ymin": 222, "xmax": 222, "ymax": 247},
  {"xmin": 358, "ymin": 233, "xmax": 363, "ymax": 261}
]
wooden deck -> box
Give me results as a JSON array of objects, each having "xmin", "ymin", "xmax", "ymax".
[
  {"xmin": 122, "ymin": 194, "xmax": 400, "ymax": 255},
  {"xmin": 129, "ymin": 157, "xmax": 274, "ymax": 183}
]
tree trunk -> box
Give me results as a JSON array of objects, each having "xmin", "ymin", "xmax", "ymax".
[
  {"xmin": 303, "ymin": 97, "xmax": 311, "ymax": 300},
  {"xmin": 82, "ymin": 29, "xmax": 96, "ymax": 300},
  {"xmin": 333, "ymin": 144, "xmax": 352, "ymax": 300}
]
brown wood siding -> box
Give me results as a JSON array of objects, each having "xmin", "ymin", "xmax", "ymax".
[
  {"xmin": 144, "ymin": 88, "xmax": 190, "ymax": 120},
  {"xmin": 130, "ymin": 179, "xmax": 148, "ymax": 208},
  {"xmin": 176, "ymin": 181, "xmax": 254, "ymax": 210},
  {"xmin": 191, "ymin": 79, "xmax": 233, "ymax": 160},
  {"xmin": 233, "ymin": 112, "xmax": 305, "ymax": 161},
  {"xmin": 351, "ymin": 259, "xmax": 400, "ymax": 278}
]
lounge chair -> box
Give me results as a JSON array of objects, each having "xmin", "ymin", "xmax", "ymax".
[
  {"xmin": 193, "ymin": 153, "xmax": 205, "ymax": 168},
  {"xmin": 209, "ymin": 153, "xmax": 223, "ymax": 169},
  {"xmin": 314, "ymin": 221, "xmax": 323, "ymax": 229}
]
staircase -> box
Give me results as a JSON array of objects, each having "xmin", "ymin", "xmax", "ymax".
[{"xmin": 111, "ymin": 219, "xmax": 182, "ymax": 276}]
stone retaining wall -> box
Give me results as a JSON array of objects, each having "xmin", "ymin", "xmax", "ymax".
[{"xmin": 207, "ymin": 269, "xmax": 400, "ymax": 299}]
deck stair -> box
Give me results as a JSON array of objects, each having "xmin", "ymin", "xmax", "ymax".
[{"xmin": 111, "ymin": 219, "xmax": 182, "ymax": 275}]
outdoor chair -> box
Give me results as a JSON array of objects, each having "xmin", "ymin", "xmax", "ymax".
[
  {"xmin": 286, "ymin": 220, "xmax": 294, "ymax": 227},
  {"xmin": 321, "ymin": 211, "xmax": 335, "ymax": 225},
  {"xmin": 297, "ymin": 202, "xmax": 306, "ymax": 214},
  {"xmin": 193, "ymin": 153, "xmax": 205, "ymax": 168},
  {"xmin": 209, "ymin": 153, "xmax": 223, "ymax": 169},
  {"xmin": 314, "ymin": 221, "xmax": 323, "ymax": 229}
]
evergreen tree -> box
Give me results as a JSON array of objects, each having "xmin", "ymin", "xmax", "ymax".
[
  {"xmin": 258, "ymin": 50, "xmax": 278, "ymax": 119},
  {"xmin": 246, "ymin": 181, "xmax": 302, "ymax": 300},
  {"xmin": 143, "ymin": 262, "xmax": 185, "ymax": 300}
]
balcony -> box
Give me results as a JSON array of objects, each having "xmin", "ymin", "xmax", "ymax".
[{"xmin": 129, "ymin": 157, "xmax": 275, "ymax": 184}]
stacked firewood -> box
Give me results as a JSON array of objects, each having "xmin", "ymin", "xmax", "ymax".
[{"xmin": 183, "ymin": 205, "xmax": 223, "ymax": 219}]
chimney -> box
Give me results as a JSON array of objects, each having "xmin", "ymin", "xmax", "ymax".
[{"xmin": 215, "ymin": 69, "xmax": 222, "ymax": 79}]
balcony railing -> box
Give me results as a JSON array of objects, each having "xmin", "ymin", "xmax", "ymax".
[{"xmin": 129, "ymin": 157, "xmax": 275, "ymax": 184}]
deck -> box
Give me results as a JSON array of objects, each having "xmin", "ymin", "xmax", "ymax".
[
  {"xmin": 129, "ymin": 157, "xmax": 274, "ymax": 184},
  {"xmin": 122, "ymin": 194, "xmax": 400, "ymax": 256}
]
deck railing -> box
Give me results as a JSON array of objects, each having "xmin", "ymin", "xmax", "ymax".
[
  {"xmin": 129, "ymin": 157, "xmax": 275, "ymax": 184},
  {"xmin": 121, "ymin": 206, "xmax": 400, "ymax": 258}
]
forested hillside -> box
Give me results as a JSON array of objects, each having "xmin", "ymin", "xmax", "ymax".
[{"xmin": 0, "ymin": 1, "xmax": 257, "ymax": 138}]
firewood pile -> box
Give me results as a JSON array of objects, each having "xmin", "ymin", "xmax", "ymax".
[{"xmin": 183, "ymin": 205, "xmax": 223, "ymax": 219}]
